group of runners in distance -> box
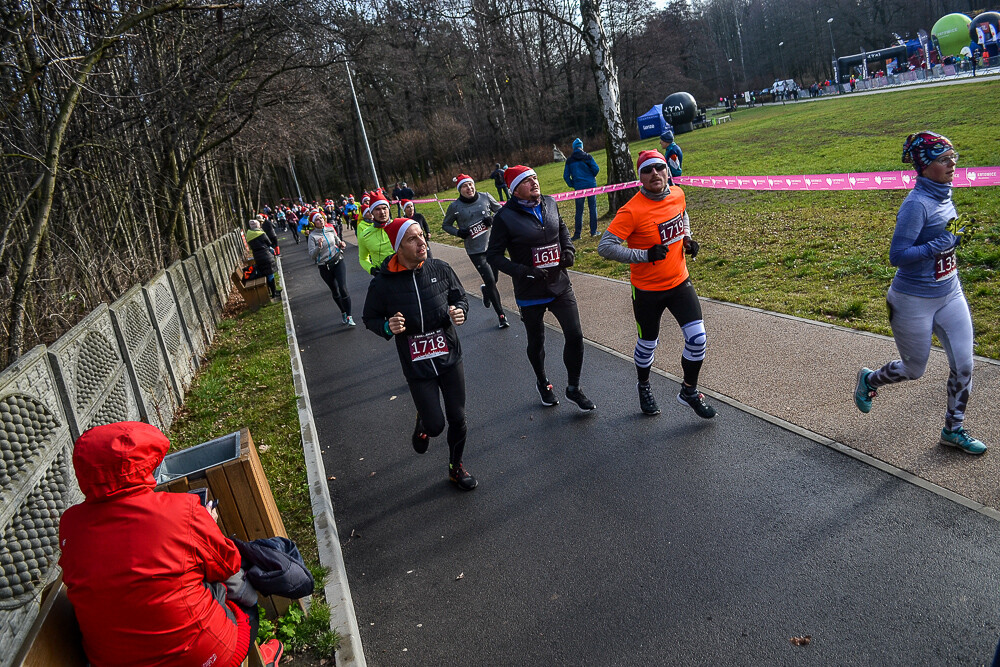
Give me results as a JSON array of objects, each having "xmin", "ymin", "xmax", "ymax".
[{"xmin": 255, "ymin": 129, "xmax": 985, "ymax": 492}]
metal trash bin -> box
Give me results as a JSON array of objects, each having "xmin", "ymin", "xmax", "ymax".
[{"xmin": 155, "ymin": 428, "xmax": 294, "ymax": 619}]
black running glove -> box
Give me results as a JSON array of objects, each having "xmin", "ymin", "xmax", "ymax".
[
  {"xmin": 457, "ymin": 228, "xmax": 472, "ymax": 239},
  {"xmin": 483, "ymin": 216, "xmax": 493, "ymax": 228},
  {"xmin": 559, "ymin": 251, "xmax": 575, "ymax": 268},
  {"xmin": 525, "ymin": 267, "xmax": 549, "ymax": 281},
  {"xmin": 647, "ymin": 244, "xmax": 668, "ymax": 262},
  {"xmin": 369, "ymin": 266, "xmax": 380, "ymax": 276},
  {"xmin": 683, "ymin": 237, "xmax": 700, "ymax": 259}
]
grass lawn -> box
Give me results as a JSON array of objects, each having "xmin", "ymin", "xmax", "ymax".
[{"xmin": 414, "ymin": 81, "xmax": 1000, "ymax": 358}]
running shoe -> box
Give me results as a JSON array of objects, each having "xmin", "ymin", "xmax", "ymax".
[
  {"xmin": 347, "ymin": 315, "xmax": 356, "ymax": 327},
  {"xmin": 342, "ymin": 313, "xmax": 349, "ymax": 324},
  {"xmin": 449, "ymin": 463, "xmax": 478, "ymax": 490},
  {"xmin": 412, "ymin": 416, "xmax": 429, "ymax": 454},
  {"xmin": 537, "ymin": 381, "xmax": 559, "ymax": 406},
  {"xmin": 481, "ymin": 284, "xmax": 490, "ymax": 309},
  {"xmin": 565, "ymin": 386, "xmax": 596, "ymax": 412},
  {"xmin": 940, "ymin": 427, "xmax": 987, "ymax": 455},
  {"xmin": 259, "ymin": 639, "xmax": 284, "ymax": 667},
  {"xmin": 853, "ymin": 367, "xmax": 877, "ymax": 413},
  {"xmin": 498, "ymin": 314, "xmax": 510, "ymax": 329},
  {"xmin": 677, "ymin": 387, "xmax": 716, "ymax": 419},
  {"xmin": 637, "ymin": 381, "xmax": 660, "ymax": 415}
]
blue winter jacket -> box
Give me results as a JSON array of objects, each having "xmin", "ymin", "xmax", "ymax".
[{"xmin": 563, "ymin": 149, "xmax": 600, "ymax": 190}]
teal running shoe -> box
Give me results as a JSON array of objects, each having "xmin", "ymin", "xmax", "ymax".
[
  {"xmin": 940, "ymin": 427, "xmax": 987, "ymax": 455},
  {"xmin": 853, "ymin": 368, "xmax": 876, "ymax": 413}
]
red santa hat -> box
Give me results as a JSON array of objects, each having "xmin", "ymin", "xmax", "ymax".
[
  {"xmin": 383, "ymin": 217, "xmax": 421, "ymax": 251},
  {"xmin": 453, "ymin": 173, "xmax": 474, "ymax": 191},
  {"xmin": 637, "ymin": 150, "xmax": 667, "ymax": 172},
  {"xmin": 368, "ymin": 189, "xmax": 390, "ymax": 212},
  {"xmin": 400, "ymin": 199, "xmax": 413, "ymax": 212},
  {"xmin": 504, "ymin": 165, "xmax": 536, "ymax": 194}
]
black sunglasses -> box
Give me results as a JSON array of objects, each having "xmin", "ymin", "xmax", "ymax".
[{"xmin": 640, "ymin": 163, "xmax": 667, "ymax": 175}]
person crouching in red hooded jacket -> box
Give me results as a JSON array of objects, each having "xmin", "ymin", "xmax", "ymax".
[{"xmin": 59, "ymin": 422, "xmax": 263, "ymax": 667}]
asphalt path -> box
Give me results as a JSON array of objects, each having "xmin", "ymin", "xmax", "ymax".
[{"xmin": 280, "ymin": 230, "xmax": 1000, "ymax": 666}]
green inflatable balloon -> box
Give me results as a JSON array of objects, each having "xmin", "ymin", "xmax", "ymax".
[{"xmin": 933, "ymin": 13, "xmax": 972, "ymax": 56}]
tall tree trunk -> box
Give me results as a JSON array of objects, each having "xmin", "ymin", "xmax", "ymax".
[{"xmin": 580, "ymin": 0, "xmax": 636, "ymax": 214}]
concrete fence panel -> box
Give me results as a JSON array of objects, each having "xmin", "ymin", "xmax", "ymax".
[
  {"xmin": 46, "ymin": 304, "xmax": 142, "ymax": 440},
  {"xmin": 143, "ymin": 271, "xmax": 197, "ymax": 394},
  {"xmin": 167, "ymin": 260, "xmax": 208, "ymax": 359},
  {"xmin": 0, "ymin": 346, "xmax": 81, "ymax": 658},
  {"xmin": 183, "ymin": 255, "xmax": 221, "ymax": 330},
  {"xmin": 108, "ymin": 286, "xmax": 178, "ymax": 432}
]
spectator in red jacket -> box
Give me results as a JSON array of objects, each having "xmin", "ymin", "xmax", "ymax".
[{"xmin": 59, "ymin": 422, "xmax": 273, "ymax": 667}]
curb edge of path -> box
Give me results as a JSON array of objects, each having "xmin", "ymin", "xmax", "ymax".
[{"xmin": 278, "ymin": 257, "xmax": 367, "ymax": 666}]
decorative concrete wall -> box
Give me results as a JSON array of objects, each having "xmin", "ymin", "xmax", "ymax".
[
  {"xmin": 0, "ymin": 347, "xmax": 80, "ymax": 657},
  {"xmin": 143, "ymin": 271, "xmax": 196, "ymax": 394},
  {"xmin": 46, "ymin": 304, "xmax": 143, "ymax": 440},
  {"xmin": 108, "ymin": 286, "xmax": 178, "ymax": 432}
]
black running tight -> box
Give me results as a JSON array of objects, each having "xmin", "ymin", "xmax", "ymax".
[
  {"xmin": 468, "ymin": 252, "xmax": 503, "ymax": 318},
  {"xmin": 318, "ymin": 261, "xmax": 352, "ymax": 316},
  {"xmin": 406, "ymin": 362, "xmax": 467, "ymax": 466},
  {"xmin": 519, "ymin": 290, "xmax": 584, "ymax": 387}
]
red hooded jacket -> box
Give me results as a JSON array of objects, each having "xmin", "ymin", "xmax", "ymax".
[{"xmin": 59, "ymin": 422, "xmax": 250, "ymax": 667}]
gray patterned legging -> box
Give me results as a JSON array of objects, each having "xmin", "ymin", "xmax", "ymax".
[{"xmin": 868, "ymin": 284, "xmax": 974, "ymax": 431}]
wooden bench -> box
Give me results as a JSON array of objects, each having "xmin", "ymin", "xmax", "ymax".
[
  {"xmin": 13, "ymin": 576, "xmax": 267, "ymax": 666},
  {"xmin": 230, "ymin": 269, "xmax": 271, "ymax": 311}
]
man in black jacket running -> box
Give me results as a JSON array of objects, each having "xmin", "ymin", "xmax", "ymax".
[
  {"xmin": 362, "ymin": 217, "xmax": 477, "ymax": 490},
  {"xmin": 486, "ymin": 165, "xmax": 596, "ymax": 412}
]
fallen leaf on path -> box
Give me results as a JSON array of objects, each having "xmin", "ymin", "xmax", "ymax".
[
  {"xmin": 790, "ymin": 636, "xmax": 811, "ymax": 646},
  {"xmin": 390, "ymin": 395, "xmax": 397, "ymax": 400},
  {"xmin": 328, "ymin": 476, "xmax": 336, "ymax": 480},
  {"xmin": 369, "ymin": 471, "xmax": 376, "ymax": 477},
  {"xmin": 456, "ymin": 572, "xmax": 464, "ymax": 580}
]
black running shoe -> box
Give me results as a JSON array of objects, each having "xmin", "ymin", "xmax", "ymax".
[
  {"xmin": 480, "ymin": 284, "xmax": 490, "ymax": 309},
  {"xmin": 537, "ymin": 381, "xmax": 559, "ymax": 406},
  {"xmin": 565, "ymin": 386, "xmax": 596, "ymax": 412},
  {"xmin": 498, "ymin": 314, "xmax": 510, "ymax": 329},
  {"xmin": 412, "ymin": 416, "xmax": 429, "ymax": 453},
  {"xmin": 449, "ymin": 463, "xmax": 478, "ymax": 490},
  {"xmin": 677, "ymin": 387, "xmax": 716, "ymax": 419},
  {"xmin": 637, "ymin": 381, "xmax": 660, "ymax": 415}
]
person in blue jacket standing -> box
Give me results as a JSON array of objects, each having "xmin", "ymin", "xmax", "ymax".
[
  {"xmin": 563, "ymin": 138, "xmax": 600, "ymax": 240},
  {"xmin": 660, "ymin": 127, "xmax": 683, "ymax": 177}
]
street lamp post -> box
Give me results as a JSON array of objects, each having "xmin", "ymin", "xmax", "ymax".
[
  {"xmin": 827, "ymin": 18, "xmax": 838, "ymax": 85},
  {"xmin": 777, "ymin": 41, "xmax": 786, "ymax": 104},
  {"xmin": 727, "ymin": 58, "xmax": 736, "ymax": 96}
]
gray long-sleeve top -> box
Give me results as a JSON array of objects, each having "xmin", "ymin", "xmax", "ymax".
[{"xmin": 442, "ymin": 192, "xmax": 502, "ymax": 255}]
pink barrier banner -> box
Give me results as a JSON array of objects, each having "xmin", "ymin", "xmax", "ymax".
[{"xmin": 404, "ymin": 167, "xmax": 998, "ymax": 204}]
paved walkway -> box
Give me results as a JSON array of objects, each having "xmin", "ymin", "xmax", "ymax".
[
  {"xmin": 429, "ymin": 242, "xmax": 1000, "ymax": 514},
  {"xmin": 280, "ymin": 229, "xmax": 1000, "ymax": 666}
]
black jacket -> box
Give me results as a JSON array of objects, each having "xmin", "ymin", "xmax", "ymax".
[
  {"xmin": 246, "ymin": 229, "xmax": 277, "ymax": 275},
  {"xmin": 487, "ymin": 195, "xmax": 575, "ymax": 302},
  {"xmin": 362, "ymin": 257, "xmax": 469, "ymax": 381}
]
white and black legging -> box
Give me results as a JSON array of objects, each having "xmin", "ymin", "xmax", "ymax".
[
  {"xmin": 468, "ymin": 252, "xmax": 504, "ymax": 319},
  {"xmin": 867, "ymin": 283, "xmax": 974, "ymax": 430},
  {"xmin": 318, "ymin": 260, "xmax": 352, "ymax": 316},
  {"xmin": 632, "ymin": 279, "xmax": 706, "ymax": 387}
]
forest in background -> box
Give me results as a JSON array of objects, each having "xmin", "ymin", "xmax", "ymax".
[{"xmin": 0, "ymin": 0, "xmax": 985, "ymax": 364}]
